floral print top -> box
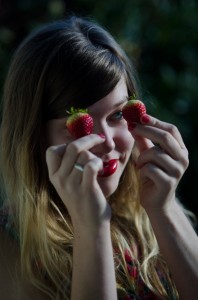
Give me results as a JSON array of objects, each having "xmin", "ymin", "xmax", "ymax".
[
  {"xmin": 0, "ymin": 207, "xmax": 177, "ymax": 299},
  {"xmin": 117, "ymin": 249, "xmax": 178, "ymax": 300}
]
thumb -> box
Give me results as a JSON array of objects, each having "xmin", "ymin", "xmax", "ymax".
[{"xmin": 131, "ymin": 132, "xmax": 153, "ymax": 153}]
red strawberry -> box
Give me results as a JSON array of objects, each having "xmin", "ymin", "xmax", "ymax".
[
  {"xmin": 122, "ymin": 97, "xmax": 146, "ymax": 124},
  {"xmin": 66, "ymin": 107, "xmax": 94, "ymax": 139}
]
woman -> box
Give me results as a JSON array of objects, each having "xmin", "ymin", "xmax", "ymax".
[{"xmin": 0, "ymin": 15, "xmax": 197, "ymax": 300}]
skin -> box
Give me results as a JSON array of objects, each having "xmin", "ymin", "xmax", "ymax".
[
  {"xmin": 45, "ymin": 78, "xmax": 134, "ymax": 202},
  {"xmin": 45, "ymin": 78, "xmax": 133, "ymax": 300},
  {"xmin": 45, "ymin": 77, "xmax": 198, "ymax": 299},
  {"xmin": 1, "ymin": 78, "xmax": 198, "ymax": 299},
  {"xmin": 131, "ymin": 116, "xmax": 198, "ymax": 299}
]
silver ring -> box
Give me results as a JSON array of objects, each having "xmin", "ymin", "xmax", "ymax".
[{"xmin": 74, "ymin": 162, "xmax": 84, "ymax": 172}]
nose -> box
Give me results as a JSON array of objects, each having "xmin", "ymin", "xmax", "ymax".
[{"xmin": 92, "ymin": 124, "xmax": 115, "ymax": 155}]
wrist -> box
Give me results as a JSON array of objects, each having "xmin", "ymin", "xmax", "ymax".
[
  {"xmin": 71, "ymin": 204, "xmax": 112, "ymax": 236},
  {"xmin": 73, "ymin": 219, "xmax": 111, "ymax": 239},
  {"xmin": 144, "ymin": 201, "xmax": 183, "ymax": 236},
  {"xmin": 144, "ymin": 196, "xmax": 178, "ymax": 218}
]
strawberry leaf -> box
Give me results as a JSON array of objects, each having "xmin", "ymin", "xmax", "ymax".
[
  {"xmin": 66, "ymin": 107, "xmax": 88, "ymax": 115},
  {"xmin": 129, "ymin": 94, "xmax": 137, "ymax": 100}
]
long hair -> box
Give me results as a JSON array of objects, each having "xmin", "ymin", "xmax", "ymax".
[{"xmin": 0, "ymin": 15, "xmax": 178, "ymax": 299}]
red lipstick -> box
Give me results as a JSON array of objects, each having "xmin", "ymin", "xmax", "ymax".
[{"xmin": 98, "ymin": 159, "xmax": 118, "ymax": 177}]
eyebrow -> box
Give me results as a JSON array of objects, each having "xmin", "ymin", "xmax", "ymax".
[
  {"xmin": 113, "ymin": 97, "xmax": 129, "ymax": 108},
  {"xmin": 87, "ymin": 96, "xmax": 129, "ymax": 116}
]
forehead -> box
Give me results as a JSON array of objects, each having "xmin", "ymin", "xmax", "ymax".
[{"xmin": 87, "ymin": 78, "xmax": 128, "ymax": 116}]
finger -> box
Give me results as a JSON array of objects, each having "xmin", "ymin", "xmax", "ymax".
[
  {"xmin": 69, "ymin": 150, "xmax": 99, "ymax": 185},
  {"xmin": 136, "ymin": 146, "xmax": 184, "ymax": 179},
  {"xmin": 46, "ymin": 144, "xmax": 67, "ymax": 177},
  {"xmin": 59, "ymin": 134, "xmax": 105, "ymax": 176},
  {"xmin": 82, "ymin": 157, "xmax": 103, "ymax": 187},
  {"xmin": 141, "ymin": 115, "xmax": 186, "ymax": 150},
  {"xmin": 132, "ymin": 135, "xmax": 153, "ymax": 153},
  {"xmin": 139, "ymin": 163, "xmax": 173, "ymax": 191},
  {"xmin": 131, "ymin": 123, "xmax": 186, "ymax": 159},
  {"xmin": 128, "ymin": 124, "xmax": 153, "ymax": 152}
]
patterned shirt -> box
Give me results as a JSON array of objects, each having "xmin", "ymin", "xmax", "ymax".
[
  {"xmin": 117, "ymin": 249, "xmax": 178, "ymax": 300},
  {"xmin": 0, "ymin": 207, "xmax": 177, "ymax": 299}
]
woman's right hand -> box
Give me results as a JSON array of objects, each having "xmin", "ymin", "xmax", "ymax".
[{"xmin": 46, "ymin": 134, "xmax": 111, "ymax": 232}]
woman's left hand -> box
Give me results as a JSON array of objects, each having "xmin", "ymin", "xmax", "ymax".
[{"xmin": 129, "ymin": 115, "xmax": 189, "ymax": 213}]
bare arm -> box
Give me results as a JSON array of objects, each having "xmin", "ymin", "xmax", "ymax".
[
  {"xmin": 147, "ymin": 201, "xmax": 198, "ymax": 299},
  {"xmin": 46, "ymin": 135, "xmax": 118, "ymax": 300},
  {"xmin": 129, "ymin": 114, "xmax": 198, "ymax": 299},
  {"xmin": 71, "ymin": 223, "xmax": 117, "ymax": 300}
]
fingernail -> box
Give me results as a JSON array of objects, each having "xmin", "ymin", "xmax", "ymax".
[
  {"xmin": 141, "ymin": 114, "xmax": 150, "ymax": 124},
  {"xmin": 128, "ymin": 123, "xmax": 136, "ymax": 131},
  {"xmin": 98, "ymin": 133, "xmax": 106, "ymax": 139}
]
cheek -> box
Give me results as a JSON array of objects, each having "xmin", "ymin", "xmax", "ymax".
[
  {"xmin": 46, "ymin": 130, "xmax": 63, "ymax": 146},
  {"xmin": 44, "ymin": 127, "xmax": 72, "ymax": 147},
  {"xmin": 115, "ymin": 127, "xmax": 134, "ymax": 153}
]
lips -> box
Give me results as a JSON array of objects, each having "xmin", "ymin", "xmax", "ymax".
[{"xmin": 98, "ymin": 159, "xmax": 118, "ymax": 177}]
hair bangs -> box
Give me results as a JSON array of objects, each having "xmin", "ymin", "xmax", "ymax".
[
  {"xmin": 43, "ymin": 21, "xmax": 126, "ymax": 120},
  {"xmin": 64, "ymin": 47, "xmax": 125, "ymax": 109}
]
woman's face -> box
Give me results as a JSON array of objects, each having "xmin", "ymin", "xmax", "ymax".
[{"xmin": 44, "ymin": 78, "xmax": 135, "ymax": 197}]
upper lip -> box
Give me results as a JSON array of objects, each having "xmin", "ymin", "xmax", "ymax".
[{"xmin": 103, "ymin": 159, "xmax": 118, "ymax": 165}]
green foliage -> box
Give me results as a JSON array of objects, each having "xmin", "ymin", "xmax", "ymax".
[{"xmin": 0, "ymin": 0, "xmax": 197, "ymax": 214}]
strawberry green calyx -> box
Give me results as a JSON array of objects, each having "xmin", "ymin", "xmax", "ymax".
[
  {"xmin": 129, "ymin": 93, "xmax": 137, "ymax": 100},
  {"xmin": 66, "ymin": 107, "xmax": 88, "ymax": 115},
  {"xmin": 66, "ymin": 107, "xmax": 94, "ymax": 139}
]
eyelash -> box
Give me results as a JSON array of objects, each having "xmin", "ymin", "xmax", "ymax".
[{"xmin": 110, "ymin": 110, "xmax": 124, "ymax": 121}]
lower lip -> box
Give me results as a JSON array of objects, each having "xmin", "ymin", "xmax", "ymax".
[{"xmin": 98, "ymin": 159, "xmax": 118, "ymax": 178}]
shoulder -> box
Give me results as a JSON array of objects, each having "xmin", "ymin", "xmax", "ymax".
[{"xmin": 0, "ymin": 230, "xmax": 49, "ymax": 300}]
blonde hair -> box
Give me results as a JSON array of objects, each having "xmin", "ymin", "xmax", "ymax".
[
  {"xmin": 0, "ymin": 15, "xmax": 179, "ymax": 299},
  {"xmin": 0, "ymin": 148, "xmax": 178, "ymax": 299}
]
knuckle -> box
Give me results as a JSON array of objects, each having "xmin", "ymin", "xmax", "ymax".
[
  {"xmin": 86, "ymin": 157, "xmax": 102, "ymax": 170},
  {"xmin": 168, "ymin": 124, "xmax": 178, "ymax": 136},
  {"xmin": 182, "ymin": 155, "xmax": 189, "ymax": 170},
  {"xmin": 66, "ymin": 142, "xmax": 80, "ymax": 155},
  {"xmin": 143, "ymin": 163, "xmax": 154, "ymax": 173},
  {"xmin": 173, "ymin": 167, "xmax": 183, "ymax": 179},
  {"xmin": 161, "ymin": 131, "xmax": 171, "ymax": 144},
  {"xmin": 185, "ymin": 148, "xmax": 189, "ymax": 158},
  {"xmin": 96, "ymin": 157, "xmax": 103, "ymax": 166},
  {"xmin": 78, "ymin": 150, "xmax": 89, "ymax": 161},
  {"xmin": 89, "ymin": 133, "xmax": 98, "ymax": 139},
  {"xmin": 96, "ymin": 158, "xmax": 103, "ymax": 169}
]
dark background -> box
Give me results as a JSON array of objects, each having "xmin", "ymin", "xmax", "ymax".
[{"xmin": 0, "ymin": 0, "xmax": 198, "ymax": 217}]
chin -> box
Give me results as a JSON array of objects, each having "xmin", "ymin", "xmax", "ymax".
[{"xmin": 98, "ymin": 176, "xmax": 120, "ymax": 198}]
